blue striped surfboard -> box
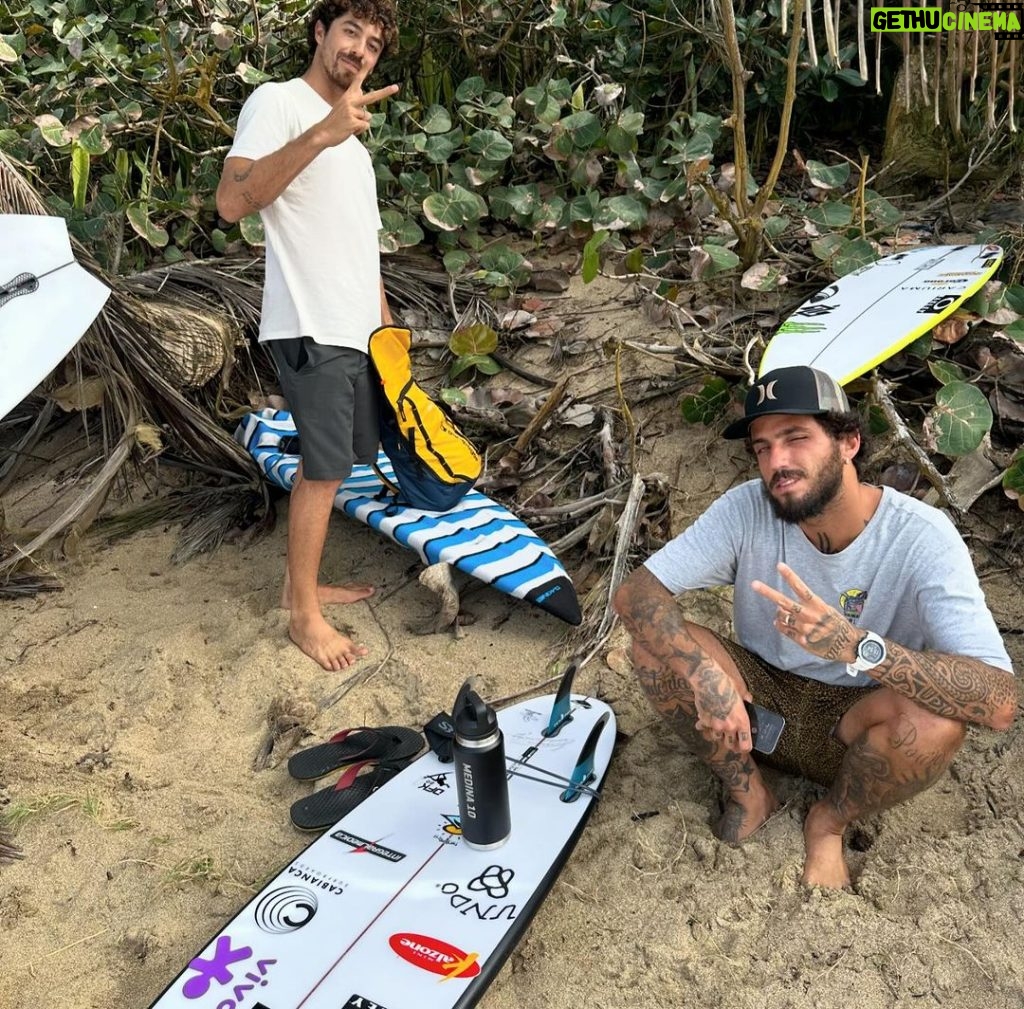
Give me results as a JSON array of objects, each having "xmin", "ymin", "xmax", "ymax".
[{"xmin": 237, "ymin": 409, "xmax": 582, "ymax": 625}]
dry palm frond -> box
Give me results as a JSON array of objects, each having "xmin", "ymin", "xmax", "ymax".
[
  {"xmin": 0, "ymin": 155, "xmax": 272, "ymax": 581},
  {"xmin": 0, "ymin": 150, "xmax": 47, "ymax": 215}
]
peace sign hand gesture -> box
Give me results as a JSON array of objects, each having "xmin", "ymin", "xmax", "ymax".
[
  {"xmin": 751, "ymin": 563, "xmax": 860, "ymax": 665},
  {"xmin": 318, "ymin": 68, "xmax": 398, "ymax": 147}
]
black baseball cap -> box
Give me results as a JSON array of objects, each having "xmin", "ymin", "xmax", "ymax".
[{"xmin": 723, "ymin": 365, "xmax": 851, "ymax": 440}]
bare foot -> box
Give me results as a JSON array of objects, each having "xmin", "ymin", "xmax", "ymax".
[
  {"xmin": 801, "ymin": 799, "xmax": 851, "ymax": 889},
  {"xmin": 713, "ymin": 784, "xmax": 779, "ymax": 843},
  {"xmin": 288, "ymin": 611, "xmax": 369, "ymax": 671},
  {"xmin": 280, "ymin": 579, "xmax": 375, "ymax": 609}
]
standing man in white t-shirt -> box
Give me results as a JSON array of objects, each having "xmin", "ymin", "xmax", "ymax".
[
  {"xmin": 613, "ymin": 365, "xmax": 1015, "ymax": 888},
  {"xmin": 216, "ymin": 1, "xmax": 399, "ymax": 672}
]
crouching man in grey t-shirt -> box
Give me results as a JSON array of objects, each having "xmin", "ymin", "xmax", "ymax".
[{"xmin": 613, "ymin": 365, "xmax": 1016, "ymax": 889}]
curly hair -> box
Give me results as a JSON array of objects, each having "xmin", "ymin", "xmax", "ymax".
[
  {"xmin": 307, "ymin": 0, "xmax": 399, "ymax": 59},
  {"xmin": 817, "ymin": 410, "xmax": 870, "ymax": 474}
]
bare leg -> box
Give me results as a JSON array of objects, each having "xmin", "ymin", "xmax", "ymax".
[
  {"xmin": 633, "ymin": 636, "xmax": 778, "ymax": 842},
  {"xmin": 802, "ymin": 688, "xmax": 966, "ymax": 888},
  {"xmin": 285, "ymin": 466, "xmax": 370, "ymax": 671}
]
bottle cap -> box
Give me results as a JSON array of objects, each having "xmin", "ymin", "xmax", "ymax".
[{"xmin": 453, "ymin": 680, "xmax": 497, "ymax": 741}]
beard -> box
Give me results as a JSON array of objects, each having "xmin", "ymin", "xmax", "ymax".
[
  {"xmin": 765, "ymin": 444, "xmax": 845, "ymax": 523},
  {"xmin": 323, "ymin": 50, "xmax": 361, "ymax": 90}
]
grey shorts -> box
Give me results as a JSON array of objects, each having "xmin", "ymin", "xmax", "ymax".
[
  {"xmin": 716, "ymin": 634, "xmax": 877, "ymax": 787},
  {"xmin": 267, "ymin": 337, "xmax": 379, "ymax": 482}
]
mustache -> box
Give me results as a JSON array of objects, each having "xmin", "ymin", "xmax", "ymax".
[{"xmin": 770, "ymin": 468, "xmax": 804, "ymax": 490}]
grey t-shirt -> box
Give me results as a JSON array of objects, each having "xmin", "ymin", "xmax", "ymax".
[{"xmin": 644, "ymin": 481, "xmax": 1013, "ymax": 687}]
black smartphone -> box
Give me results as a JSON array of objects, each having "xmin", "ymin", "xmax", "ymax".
[{"xmin": 743, "ymin": 700, "xmax": 786, "ymax": 755}]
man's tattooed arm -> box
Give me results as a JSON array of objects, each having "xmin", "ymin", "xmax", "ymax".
[
  {"xmin": 865, "ymin": 640, "xmax": 1016, "ymax": 731},
  {"xmin": 756, "ymin": 563, "xmax": 1017, "ymax": 732},
  {"xmin": 231, "ymin": 163, "xmax": 262, "ymax": 213},
  {"xmin": 613, "ymin": 567, "xmax": 747, "ymax": 738}
]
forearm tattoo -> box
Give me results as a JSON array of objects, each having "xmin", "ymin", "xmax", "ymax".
[{"xmin": 873, "ymin": 642, "xmax": 1016, "ymax": 727}]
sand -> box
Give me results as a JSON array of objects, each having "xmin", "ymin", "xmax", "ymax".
[{"xmin": 2, "ymin": 276, "xmax": 1023, "ymax": 1009}]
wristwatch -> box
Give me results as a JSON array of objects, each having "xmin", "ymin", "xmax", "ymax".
[{"xmin": 847, "ymin": 630, "xmax": 887, "ymax": 675}]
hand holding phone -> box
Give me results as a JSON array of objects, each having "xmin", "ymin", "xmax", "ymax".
[{"xmin": 743, "ymin": 700, "xmax": 786, "ymax": 755}]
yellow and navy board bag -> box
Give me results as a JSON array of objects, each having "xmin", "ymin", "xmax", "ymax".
[{"xmin": 369, "ymin": 325, "xmax": 482, "ymax": 511}]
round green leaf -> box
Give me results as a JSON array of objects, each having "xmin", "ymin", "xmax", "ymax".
[
  {"xmin": 34, "ymin": 114, "xmax": 71, "ymax": 148},
  {"xmin": 680, "ymin": 376, "xmax": 730, "ymax": 425},
  {"xmin": 606, "ymin": 125, "xmax": 634, "ymax": 155},
  {"xmin": 443, "ymin": 250, "xmax": 471, "ymax": 275},
  {"xmin": 594, "ymin": 195, "xmax": 648, "ymax": 231},
  {"xmin": 239, "ymin": 213, "xmax": 265, "ymax": 246},
  {"xmin": 450, "ymin": 353, "xmax": 500, "ymax": 379},
  {"xmin": 701, "ymin": 244, "xmax": 741, "ymax": 273},
  {"xmin": 560, "ymin": 111, "xmax": 602, "ymax": 150},
  {"xmin": 806, "ymin": 202, "xmax": 853, "ymax": 229},
  {"xmin": 420, "ymin": 105, "xmax": 452, "ymax": 134},
  {"xmin": 927, "ymin": 360, "xmax": 966, "ymax": 385},
  {"xmin": 455, "ymin": 76, "xmax": 485, "ymax": 102},
  {"xmin": 126, "ymin": 202, "xmax": 168, "ymax": 248},
  {"xmin": 1000, "ymin": 319, "xmax": 1024, "ymax": 343},
  {"xmin": 806, "ymin": 160, "xmax": 851, "ymax": 190},
  {"xmin": 927, "ymin": 382, "xmax": 993, "ymax": 457},
  {"xmin": 810, "ymin": 233, "xmax": 845, "ymax": 261},
  {"xmin": 450, "ymin": 323, "xmax": 498, "ymax": 356},
  {"xmin": 440, "ymin": 387, "xmax": 468, "ymax": 407},
  {"xmin": 833, "ymin": 238, "xmax": 877, "ymax": 277},
  {"xmin": 235, "ymin": 62, "xmax": 271, "ymax": 85},
  {"xmin": 468, "ymin": 129, "xmax": 513, "ymax": 162},
  {"xmin": 423, "ymin": 132, "xmax": 459, "ymax": 164},
  {"xmin": 582, "ymin": 230, "xmax": 610, "ymax": 283},
  {"xmin": 0, "ymin": 37, "xmax": 19, "ymax": 62},
  {"xmin": 422, "ymin": 184, "xmax": 487, "ymax": 231}
]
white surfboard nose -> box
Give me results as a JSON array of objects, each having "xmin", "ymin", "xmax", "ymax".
[{"xmin": 0, "ymin": 214, "xmax": 111, "ymax": 421}]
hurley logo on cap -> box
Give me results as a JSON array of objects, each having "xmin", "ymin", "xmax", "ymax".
[{"xmin": 722, "ymin": 365, "xmax": 850, "ymax": 440}]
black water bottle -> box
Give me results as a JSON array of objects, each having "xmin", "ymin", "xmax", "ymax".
[{"xmin": 452, "ymin": 681, "xmax": 511, "ymax": 850}]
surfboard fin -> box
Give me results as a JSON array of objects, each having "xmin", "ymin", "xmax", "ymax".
[
  {"xmin": 542, "ymin": 662, "xmax": 577, "ymax": 738},
  {"xmin": 560, "ymin": 711, "xmax": 610, "ymax": 803}
]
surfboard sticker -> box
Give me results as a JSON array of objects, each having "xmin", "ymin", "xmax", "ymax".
[
  {"xmin": 237, "ymin": 409, "xmax": 582, "ymax": 625},
  {"xmin": 146, "ymin": 692, "xmax": 616, "ymax": 1009},
  {"xmin": 759, "ymin": 244, "xmax": 1004, "ymax": 384}
]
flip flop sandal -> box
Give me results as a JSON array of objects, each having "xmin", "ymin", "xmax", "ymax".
[
  {"xmin": 288, "ymin": 725, "xmax": 423, "ymax": 781},
  {"xmin": 289, "ymin": 753, "xmax": 421, "ymax": 832}
]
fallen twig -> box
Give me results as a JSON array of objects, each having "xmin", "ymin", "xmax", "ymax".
[{"xmin": 870, "ymin": 376, "xmax": 961, "ymax": 518}]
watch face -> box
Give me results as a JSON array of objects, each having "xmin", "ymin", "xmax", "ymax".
[{"xmin": 859, "ymin": 637, "xmax": 885, "ymax": 664}]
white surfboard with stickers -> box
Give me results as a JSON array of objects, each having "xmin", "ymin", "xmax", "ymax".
[
  {"xmin": 759, "ymin": 244, "xmax": 1004, "ymax": 383},
  {"xmin": 146, "ymin": 676, "xmax": 615, "ymax": 1009}
]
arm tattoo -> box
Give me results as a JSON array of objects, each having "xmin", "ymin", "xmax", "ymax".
[
  {"xmin": 872, "ymin": 642, "xmax": 1016, "ymax": 728},
  {"xmin": 616, "ymin": 568, "xmax": 731, "ymax": 718},
  {"xmin": 232, "ymin": 165, "xmax": 254, "ymax": 183},
  {"xmin": 241, "ymin": 190, "xmax": 261, "ymax": 212},
  {"xmin": 805, "ymin": 611, "xmax": 858, "ymax": 662}
]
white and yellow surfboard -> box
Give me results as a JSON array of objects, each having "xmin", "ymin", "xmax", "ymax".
[{"xmin": 759, "ymin": 244, "xmax": 1004, "ymax": 384}]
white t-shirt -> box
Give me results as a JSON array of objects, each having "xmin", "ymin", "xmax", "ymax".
[
  {"xmin": 228, "ymin": 78, "xmax": 383, "ymax": 349},
  {"xmin": 644, "ymin": 481, "xmax": 1014, "ymax": 686}
]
